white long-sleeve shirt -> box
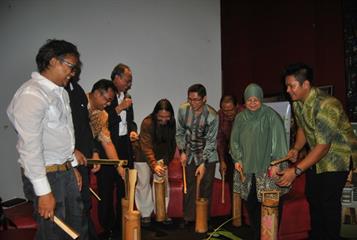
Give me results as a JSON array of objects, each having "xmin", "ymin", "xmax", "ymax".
[{"xmin": 7, "ymin": 72, "xmax": 78, "ymax": 196}]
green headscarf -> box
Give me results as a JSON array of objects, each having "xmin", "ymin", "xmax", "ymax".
[
  {"xmin": 244, "ymin": 83, "xmax": 263, "ymax": 102},
  {"xmin": 230, "ymin": 83, "xmax": 288, "ymax": 174}
]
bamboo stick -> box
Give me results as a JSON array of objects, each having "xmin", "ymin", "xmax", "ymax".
[{"xmin": 53, "ymin": 216, "xmax": 79, "ymax": 239}]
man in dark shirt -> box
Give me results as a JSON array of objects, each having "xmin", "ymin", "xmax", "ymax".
[
  {"xmin": 66, "ymin": 67, "xmax": 100, "ymax": 240},
  {"xmin": 96, "ymin": 63, "xmax": 137, "ymax": 237},
  {"xmin": 217, "ymin": 95, "xmax": 244, "ymax": 190}
]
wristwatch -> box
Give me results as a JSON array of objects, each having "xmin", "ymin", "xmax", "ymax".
[{"xmin": 294, "ymin": 166, "xmax": 303, "ymax": 176}]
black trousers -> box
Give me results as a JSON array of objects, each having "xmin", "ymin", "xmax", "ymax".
[
  {"xmin": 78, "ymin": 166, "xmax": 99, "ymax": 240},
  {"xmin": 96, "ymin": 135, "xmax": 132, "ymax": 233},
  {"xmin": 305, "ymin": 166, "xmax": 348, "ymax": 240},
  {"xmin": 184, "ymin": 161, "xmax": 216, "ymax": 221}
]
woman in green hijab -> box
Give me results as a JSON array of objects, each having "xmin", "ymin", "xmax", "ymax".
[{"xmin": 230, "ymin": 83, "xmax": 289, "ymax": 239}]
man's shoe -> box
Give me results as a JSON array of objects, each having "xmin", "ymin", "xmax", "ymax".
[
  {"xmin": 179, "ymin": 220, "xmax": 194, "ymax": 229},
  {"xmin": 162, "ymin": 217, "xmax": 173, "ymax": 225}
]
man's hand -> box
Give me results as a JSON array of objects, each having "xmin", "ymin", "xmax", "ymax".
[
  {"xmin": 268, "ymin": 165, "xmax": 279, "ymax": 179},
  {"xmin": 219, "ymin": 161, "xmax": 227, "ymax": 177},
  {"xmin": 38, "ymin": 192, "xmax": 56, "ymax": 219},
  {"xmin": 276, "ymin": 167, "xmax": 296, "ymax": 187},
  {"xmin": 116, "ymin": 98, "xmax": 132, "ymax": 114},
  {"xmin": 90, "ymin": 152, "xmax": 101, "ymax": 173},
  {"xmin": 180, "ymin": 152, "xmax": 187, "ymax": 167},
  {"xmin": 129, "ymin": 131, "xmax": 139, "ymax": 142},
  {"xmin": 154, "ymin": 164, "xmax": 166, "ymax": 177},
  {"xmin": 287, "ymin": 148, "xmax": 299, "ymax": 163},
  {"xmin": 73, "ymin": 168, "xmax": 82, "ymax": 191},
  {"xmin": 74, "ymin": 149, "xmax": 87, "ymax": 166},
  {"xmin": 195, "ymin": 163, "xmax": 206, "ymax": 178}
]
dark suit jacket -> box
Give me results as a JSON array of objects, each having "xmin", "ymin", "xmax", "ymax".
[
  {"xmin": 66, "ymin": 81, "xmax": 95, "ymax": 158},
  {"xmin": 105, "ymin": 94, "xmax": 137, "ymax": 165}
]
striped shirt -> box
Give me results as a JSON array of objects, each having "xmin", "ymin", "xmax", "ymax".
[{"xmin": 176, "ymin": 102, "xmax": 218, "ymax": 165}]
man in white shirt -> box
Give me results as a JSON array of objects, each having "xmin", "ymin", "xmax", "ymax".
[{"xmin": 7, "ymin": 39, "xmax": 84, "ymax": 240}]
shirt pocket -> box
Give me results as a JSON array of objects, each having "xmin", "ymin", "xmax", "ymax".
[{"xmin": 47, "ymin": 104, "xmax": 64, "ymax": 129}]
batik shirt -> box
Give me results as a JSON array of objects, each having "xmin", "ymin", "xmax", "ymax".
[
  {"xmin": 87, "ymin": 94, "xmax": 112, "ymax": 144},
  {"xmin": 176, "ymin": 102, "xmax": 218, "ymax": 166},
  {"xmin": 293, "ymin": 87, "xmax": 357, "ymax": 173}
]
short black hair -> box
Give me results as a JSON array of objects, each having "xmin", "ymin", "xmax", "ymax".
[
  {"xmin": 110, "ymin": 63, "xmax": 131, "ymax": 81},
  {"xmin": 91, "ymin": 79, "xmax": 116, "ymax": 93},
  {"xmin": 188, "ymin": 83, "xmax": 206, "ymax": 98},
  {"xmin": 283, "ymin": 63, "xmax": 314, "ymax": 85},
  {"xmin": 36, "ymin": 39, "xmax": 80, "ymax": 73}
]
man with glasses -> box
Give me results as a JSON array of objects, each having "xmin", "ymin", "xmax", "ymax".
[
  {"xmin": 96, "ymin": 63, "xmax": 137, "ymax": 238},
  {"xmin": 66, "ymin": 67, "xmax": 101, "ymax": 240},
  {"xmin": 87, "ymin": 79, "xmax": 121, "ymax": 164},
  {"xmin": 7, "ymin": 39, "xmax": 84, "ymax": 239},
  {"xmin": 176, "ymin": 83, "xmax": 219, "ymax": 230}
]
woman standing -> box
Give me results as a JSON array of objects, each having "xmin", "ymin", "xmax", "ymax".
[{"xmin": 230, "ymin": 83, "xmax": 289, "ymax": 239}]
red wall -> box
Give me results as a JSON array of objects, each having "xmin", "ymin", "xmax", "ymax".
[{"xmin": 221, "ymin": 0, "xmax": 346, "ymax": 105}]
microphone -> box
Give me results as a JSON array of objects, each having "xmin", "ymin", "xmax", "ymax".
[{"xmin": 124, "ymin": 92, "xmax": 131, "ymax": 99}]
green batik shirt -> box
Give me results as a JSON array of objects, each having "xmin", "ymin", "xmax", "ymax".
[{"xmin": 293, "ymin": 87, "xmax": 357, "ymax": 173}]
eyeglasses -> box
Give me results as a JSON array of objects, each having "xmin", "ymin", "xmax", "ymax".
[
  {"xmin": 59, "ymin": 58, "xmax": 76, "ymax": 70},
  {"xmin": 188, "ymin": 97, "xmax": 203, "ymax": 103},
  {"xmin": 100, "ymin": 91, "xmax": 113, "ymax": 104}
]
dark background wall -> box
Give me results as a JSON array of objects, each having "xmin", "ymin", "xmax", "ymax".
[{"xmin": 221, "ymin": 0, "xmax": 346, "ymax": 105}]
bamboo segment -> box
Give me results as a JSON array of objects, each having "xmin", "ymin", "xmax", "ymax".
[
  {"xmin": 232, "ymin": 192, "xmax": 242, "ymax": 227},
  {"xmin": 124, "ymin": 210, "xmax": 141, "ymax": 240},
  {"xmin": 195, "ymin": 173, "xmax": 208, "ymax": 233},
  {"xmin": 53, "ymin": 216, "xmax": 80, "ymax": 239},
  {"xmin": 122, "ymin": 198, "xmax": 129, "ymax": 240},
  {"xmin": 221, "ymin": 172, "xmax": 225, "ymax": 204},
  {"xmin": 89, "ymin": 187, "xmax": 101, "ymax": 201},
  {"xmin": 182, "ymin": 163, "xmax": 187, "ymax": 194},
  {"xmin": 154, "ymin": 181, "xmax": 166, "ymax": 222},
  {"xmin": 124, "ymin": 169, "xmax": 141, "ymax": 240},
  {"xmin": 128, "ymin": 169, "xmax": 137, "ymax": 212},
  {"xmin": 195, "ymin": 198, "xmax": 208, "ymax": 233},
  {"xmin": 86, "ymin": 159, "xmax": 128, "ymax": 166},
  {"xmin": 261, "ymin": 191, "xmax": 280, "ymax": 240}
]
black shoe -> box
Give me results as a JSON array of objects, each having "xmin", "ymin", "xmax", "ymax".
[
  {"xmin": 179, "ymin": 220, "xmax": 194, "ymax": 229},
  {"xmin": 141, "ymin": 217, "xmax": 152, "ymax": 228},
  {"xmin": 162, "ymin": 217, "xmax": 173, "ymax": 225}
]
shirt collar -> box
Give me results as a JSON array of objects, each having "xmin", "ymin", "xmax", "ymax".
[
  {"xmin": 32, "ymin": 72, "xmax": 63, "ymax": 93},
  {"xmin": 302, "ymin": 87, "xmax": 318, "ymax": 109}
]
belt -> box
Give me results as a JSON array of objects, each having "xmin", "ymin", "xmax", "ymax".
[{"xmin": 46, "ymin": 161, "xmax": 72, "ymax": 173}]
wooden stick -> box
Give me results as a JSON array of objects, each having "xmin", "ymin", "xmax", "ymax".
[
  {"xmin": 221, "ymin": 172, "xmax": 225, "ymax": 204},
  {"xmin": 86, "ymin": 159, "xmax": 128, "ymax": 166},
  {"xmin": 124, "ymin": 168, "xmax": 129, "ymax": 199},
  {"xmin": 89, "ymin": 187, "xmax": 101, "ymax": 201},
  {"xmin": 53, "ymin": 216, "xmax": 79, "ymax": 239},
  {"xmin": 182, "ymin": 163, "xmax": 187, "ymax": 194},
  {"xmin": 196, "ymin": 173, "xmax": 202, "ymax": 200},
  {"xmin": 270, "ymin": 156, "xmax": 290, "ymax": 166}
]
